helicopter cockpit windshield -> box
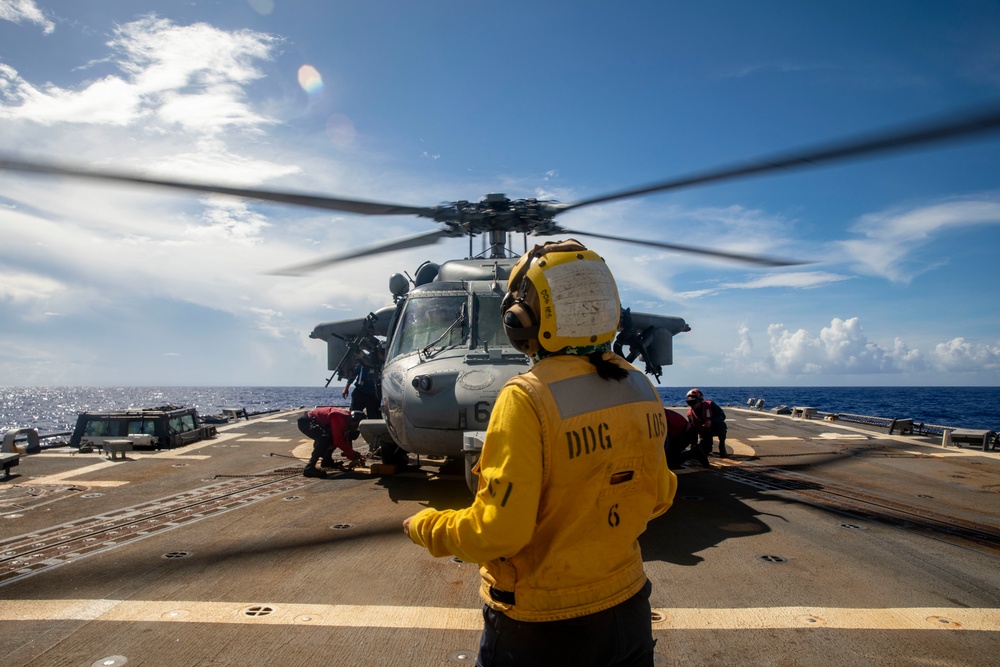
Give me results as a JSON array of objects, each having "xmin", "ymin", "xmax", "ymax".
[
  {"xmin": 387, "ymin": 291, "xmax": 512, "ymax": 360},
  {"xmin": 388, "ymin": 293, "xmax": 469, "ymax": 359},
  {"xmin": 473, "ymin": 294, "xmax": 508, "ymax": 351}
]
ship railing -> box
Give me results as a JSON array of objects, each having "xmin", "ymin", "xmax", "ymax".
[{"xmin": 830, "ymin": 413, "xmax": 953, "ymax": 437}]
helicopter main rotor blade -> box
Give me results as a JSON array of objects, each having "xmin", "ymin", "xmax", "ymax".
[
  {"xmin": 269, "ymin": 229, "xmax": 448, "ymax": 275},
  {"xmin": 0, "ymin": 156, "xmax": 432, "ymax": 217},
  {"xmin": 555, "ymin": 228, "xmax": 803, "ymax": 267},
  {"xmin": 559, "ymin": 105, "xmax": 1000, "ymax": 213}
]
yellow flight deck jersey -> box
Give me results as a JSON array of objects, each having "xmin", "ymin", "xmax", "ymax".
[{"xmin": 407, "ymin": 352, "xmax": 677, "ymax": 622}]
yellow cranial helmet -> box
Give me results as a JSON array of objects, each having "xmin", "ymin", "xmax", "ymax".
[{"xmin": 501, "ymin": 239, "xmax": 621, "ymax": 355}]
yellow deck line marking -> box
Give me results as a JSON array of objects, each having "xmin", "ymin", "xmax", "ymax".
[
  {"xmin": 649, "ymin": 606, "xmax": 1000, "ymax": 631},
  {"xmin": 2, "ymin": 600, "xmax": 997, "ymax": 631}
]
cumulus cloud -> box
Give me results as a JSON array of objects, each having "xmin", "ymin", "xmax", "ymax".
[
  {"xmin": 840, "ymin": 197, "xmax": 1000, "ymax": 282},
  {"xmin": 928, "ymin": 337, "xmax": 1000, "ymax": 372},
  {"xmin": 766, "ymin": 317, "xmax": 925, "ymax": 374},
  {"xmin": 0, "ymin": 0, "xmax": 54, "ymax": 34},
  {"xmin": 723, "ymin": 322, "xmax": 770, "ymax": 375},
  {"xmin": 725, "ymin": 316, "xmax": 998, "ymax": 378}
]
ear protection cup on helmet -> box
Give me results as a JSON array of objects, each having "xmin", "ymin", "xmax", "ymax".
[{"xmin": 501, "ymin": 281, "xmax": 541, "ymax": 355}]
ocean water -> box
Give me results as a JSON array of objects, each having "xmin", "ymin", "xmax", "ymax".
[
  {"xmin": 658, "ymin": 386, "xmax": 1000, "ymax": 430},
  {"xmin": 1, "ymin": 385, "xmax": 998, "ymax": 435}
]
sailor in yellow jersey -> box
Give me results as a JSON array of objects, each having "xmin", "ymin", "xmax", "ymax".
[{"xmin": 404, "ymin": 240, "xmax": 677, "ymax": 667}]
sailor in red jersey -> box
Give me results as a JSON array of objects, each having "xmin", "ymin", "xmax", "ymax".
[
  {"xmin": 664, "ymin": 407, "xmax": 708, "ymax": 468},
  {"xmin": 685, "ymin": 388, "xmax": 729, "ymax": 458},
  {"xmin": 296, "ymin": 407, "xmax": 365, "ymax": 478}
]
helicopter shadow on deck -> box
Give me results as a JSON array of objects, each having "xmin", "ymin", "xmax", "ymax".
[
  {"xmin": 374, "ymin": 467, "xmax": 474, "ymax": 512},
  {"xmin": 641, "ymin": 471, "xmax": 784, "ymax": 567},
  {"xmin": 374, "ymin": 466, "xmax": 794, "ymax": 565}
]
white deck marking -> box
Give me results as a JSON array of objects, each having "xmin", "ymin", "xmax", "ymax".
[
  {"xmin": 237, "ymin": 437, "xmax": 292, "ymax": 443},
  {"xmin": 3, "ymin": 599, "xmax": 997, "ymax": 631},
  {"xmin": 27, "ymin": 433, "xmax": 245, "ymax": 486}
]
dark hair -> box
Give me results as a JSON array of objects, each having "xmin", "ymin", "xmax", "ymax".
[{"xmin": 588, "ymin": 351, "xmax": 628, "ymax": 381}]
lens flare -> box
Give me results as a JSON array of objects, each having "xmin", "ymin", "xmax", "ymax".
[{"xmin": 297, "ymin": 65, "xmax": 324, "ymax": 95}]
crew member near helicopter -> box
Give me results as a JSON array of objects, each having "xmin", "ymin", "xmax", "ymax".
[
  {"xmin": 664, "ymin": 407, "xmax": 706, "ymax": 469},
  {"xmin": 403, "ymin": 240, "xmax": 676, "ymax": 667},
  {"xmin": 342, "ymin": 346, "xmax": 383, "ymax": 420},
  {"xmin": 685, "ymin": 388, "xmax": 728, "ymax": 458},
  {"xmin": 297, "ymin": 407, "xmax": 365, "ymax": 478}
]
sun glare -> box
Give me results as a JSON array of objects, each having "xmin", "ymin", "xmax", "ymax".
[{"xmin": 297, "ymin": 64, "xmax": 324, "ymax": 95}]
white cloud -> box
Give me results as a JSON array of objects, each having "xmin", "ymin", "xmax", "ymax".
[
  {"xmin": 731, "ymin": 317, "xmax": 998, "ymax": 378},
  {"xmin": 0, "ymin": 271, "xmax": 64, "ymax": 301},
  {"xmin": 765, "ymin": 317, "xmax": 925, "ymax": 375},
  {"xmin": 0, "ymin": 0, "xmax": 53, "ymax": 34},
  {"xmin": 567, "ymin": 201, "xmax": 802, "ymax": 305},
  {"xmin": 184, "ymin": 198, "xmax": 271, "ymax": 244},
  {"xmin": 723, "ymin": 322, "xmax": 770, "ymax": 375},
  {"xmin": 720, "ymin": 271, "xmax": 850, "ymax": 290},
  {"xmin": 0, "ymin": 63, "xmax": 142, "ymax": 125},
  {"xmin": 928, "ymin": 337, "xmax": 1000, "ymax": 372},
  {"xmin": 673, "ymin": 271, "xmax": 849, "ymax": 299},
  {"xmin": 0, "ymin": 15, "xmax": 279, "ymax": 135},
  {"xmin": 840, "ymin": 197, "xmax": 1000, "ymax": 282}
]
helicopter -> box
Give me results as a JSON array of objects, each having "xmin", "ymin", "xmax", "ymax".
[
  {"xmin": 308, "ymin": 226, "xmax": 694, "ymax": 490},
  {"xmin": 2, "ymin": 104, "xmax": 1000, "ymax": 490}
]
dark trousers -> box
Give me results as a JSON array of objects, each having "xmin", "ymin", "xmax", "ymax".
[
  {"xmin": 699, "ymin": 423, "xmax": 728, "ymax": 455},
  {"xmin": 297, "ymin": 415, "xmax": 331, "ymax": 466},
  {"xmin": 476, "ymin": 580, "xmax": 655, "ymax": 667},
  {"xmin": 350, "ymin": 391, "xmax": 381, "ymax": 419},
  {"xmin": 665, "ymin": 431, "xmax": 696, "ymax": 469}
]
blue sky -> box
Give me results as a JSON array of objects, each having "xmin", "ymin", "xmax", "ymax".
[{"xmin": 1, "ymin": 0, "xmax": 999, "ymax": 387}]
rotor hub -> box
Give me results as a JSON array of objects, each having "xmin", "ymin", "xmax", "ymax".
[{"xmin": 430, "ymin": 194, "xmax": 565, "ymax": 237}]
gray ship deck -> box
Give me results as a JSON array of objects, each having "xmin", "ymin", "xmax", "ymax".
[{"xmin": 1, "ymin": 407, "xmax": 998, "ymax": 666}]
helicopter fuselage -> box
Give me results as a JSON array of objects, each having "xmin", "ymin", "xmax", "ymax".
[
  {"xmin": 379, "ymin": 262, "xmax": 530, "ymax": 459},
  {"xmin": 311, "ymin": 255, "xmax": 689, "ymax": 490}
]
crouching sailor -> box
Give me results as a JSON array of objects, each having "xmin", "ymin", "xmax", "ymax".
[
  {"xmin": 403, "ymin": 240, "xmax": 677, "ymax": 667},
  {"xmin": 297, "ymin": 407, "xmax": 365, "ymax": 478}
]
